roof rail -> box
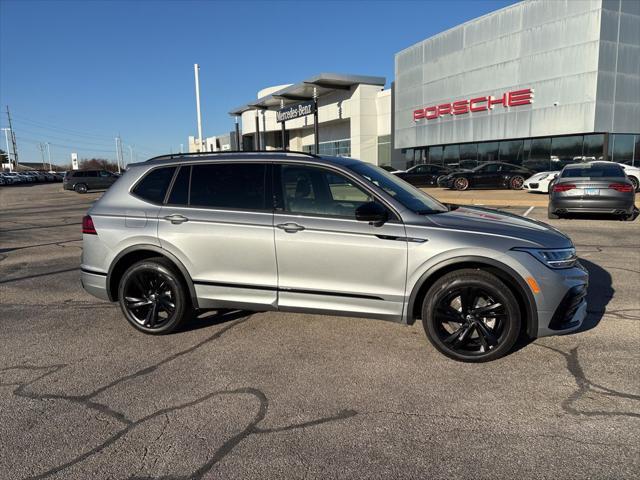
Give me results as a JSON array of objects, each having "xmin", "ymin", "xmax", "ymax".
[{"xmin": 144, "ymin": 149, "xmax": 320, "ymax": 163}]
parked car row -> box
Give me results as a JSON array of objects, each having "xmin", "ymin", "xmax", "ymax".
[
  {"xmin": 0, "ymin": 170, "xmax": 64, "ymax": 185},
  {"xmin": 390, "ymin": 160, "xmax": 640, "ymax": 193}
]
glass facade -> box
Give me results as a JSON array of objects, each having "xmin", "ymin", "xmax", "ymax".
[
  {"xmin": 303, "ymin": 139, "xmax": 351, "ymax": 157},
  {"xmin": 399, "ymin": 133, "xmax": 640, "ymax": 172}
]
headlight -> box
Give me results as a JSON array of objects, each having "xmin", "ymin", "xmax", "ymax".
[{"xmin": 512, "ymin": 247, "xmax": 577, "ymax": 269}]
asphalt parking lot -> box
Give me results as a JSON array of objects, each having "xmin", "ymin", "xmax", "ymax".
[{"xmin": 1, "ymin": 183, "xmax": 639, "ymax": 480}]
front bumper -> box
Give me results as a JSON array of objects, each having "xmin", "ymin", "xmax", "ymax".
[{"xmin": 80, "ymin": 269, "xmax": 110, "ymax": 301}]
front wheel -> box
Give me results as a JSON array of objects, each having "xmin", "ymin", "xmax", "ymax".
[
  {"xmin": 421, "ymin": 269, "xmax": 521, "ymax": 362},
  {"xmin": 629, "ymin": 176, "xmax": 639, "ymax": 192},
  {"xmin": 118, "ymin": 258, "xmax": 189, "ymax": 334},
  {"xmin": 510, "ymin": 176, "xmax": 525, "ymax": 190},
  {"xmin": 453, "ymin": 177, "xmax": 469, "ymax": 191}
]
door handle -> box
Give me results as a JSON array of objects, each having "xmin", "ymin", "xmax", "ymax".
[
  {"xmin": 163, "ymin": 214, "xmax": 189, "ymax": 225},
  {"xmin": 276, "ymin": 222, "xmax": 305, "ymax": 233}
]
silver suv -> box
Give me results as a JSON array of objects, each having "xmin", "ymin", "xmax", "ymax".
[{"xmin": 81, "ymin": 152, "xmax": 588, "ymax": 362}]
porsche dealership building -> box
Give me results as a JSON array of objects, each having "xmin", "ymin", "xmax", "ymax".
[{"xmin": 393, "ymin": 0, "xmax": 640, "ymax": 171}]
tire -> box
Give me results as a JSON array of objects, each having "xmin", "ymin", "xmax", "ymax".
[
  {"xmin": 624, "ymin": 212, "xmax": 635, "ymax": 222},
  {"xmin": 510, "ymin": 176, "xmax": 525, "ymax": 190},
  {"xmin": 74, "ymin": 183, "xmax": 88, "ymax": 194},
  {"xmin": 629, "ymin": 176, "xmax": 639, "ymax": 192},
  {"xmin": 118, "ymin": 257, "xmax": 190, "ymax": 334},
  {"xmin": 421, "ymin": 269, "xmax": 521, "ymax": 362},
  {"xmin": 547, "ymin": 209, "xmax": 560, "ymax": 219},
  {"xmin": 453, "ymin": 177, "xmax": 469, "ymax": 191}
]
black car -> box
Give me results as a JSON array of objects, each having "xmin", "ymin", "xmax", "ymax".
[
  {"xmin": 395, "ymin": 164, "xmax": 454, "ymax": 187},
  {"xmin": 63, "ymin": 169, "xmax": 119, "ymax": 193},
  {"xmin": 438, "ymin": 162, "xmax": 534, "ymax": 191}
]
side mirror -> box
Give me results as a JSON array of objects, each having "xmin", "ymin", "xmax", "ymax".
[{"xmin": 356, "ymin": 201, "xmax": 388, "ymax": 224}]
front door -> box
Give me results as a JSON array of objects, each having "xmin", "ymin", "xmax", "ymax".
[
  {"xmin": 474, "ymin": 163, "xmax": 501, "ymax": 187},
  {"xmin": 158, "ymin": 162, "xmax": 278, "ymax": 311},
  {"xmin": 273, "ymin": 164, "xmax": 408, "ymax": 321}
]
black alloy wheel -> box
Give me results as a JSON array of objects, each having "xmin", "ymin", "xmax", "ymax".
[
  {"xmin": 422, "ymin": 269, "xmax": 521, "ymax": 362},
  {"xmin": 74, "ymin": 183, "xmax": 88, "ymax": 194},
  {"xmin": 118, "ymin": 258, "xmax": 188, "ymax": 334},
  {"xmin": 510, "ymin": 176, "xmax": 525, "ymax": 190},
  {"xmin": 453, "ymin": 177, "xmax": 469, "ymax": 191}
]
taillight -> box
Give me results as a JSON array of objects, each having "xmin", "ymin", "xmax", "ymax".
[
  {"xmin": 82, "ymin": 215, "xmax": 97, "ymax": 235},
  {"xmin": 552, "ymin": 184, "xmax": 576, "ymax": 192},
  {"xmin": 609, "ymin": 183, "xmax": 633, "ymax": 193}
]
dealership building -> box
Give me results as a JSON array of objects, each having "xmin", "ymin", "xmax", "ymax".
[
  {"xmin": 228, "ymin": 73, "xmax": 392, "ymax": 166},
  {"xmin": 393, "ymin": 0, "xmax": 640, "ymax": 171},
  {"xmin": 203, "ymin": 0, "xmax": 639, "ymax": 172}
]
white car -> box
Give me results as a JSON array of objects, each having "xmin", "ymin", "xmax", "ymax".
[
  {"xmin": 524, "ymin": 171, "xmax": 559, "ymax": 193},
  {"xmin": 619, "ymin": 162, "xmax": 640, "ymax": 191}
]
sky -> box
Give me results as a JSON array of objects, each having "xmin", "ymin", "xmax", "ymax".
[{"xmin": 0, "ymin": 0, "xmax": 517, "ymax": 166}]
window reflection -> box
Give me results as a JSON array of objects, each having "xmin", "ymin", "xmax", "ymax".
[
  {"xmin": 499, "ymin": 140, "xmax": 525, "ymax": 165},
  {"xmin": 477, "ymin": 142, "xmax": 499, "ymax": 163}
]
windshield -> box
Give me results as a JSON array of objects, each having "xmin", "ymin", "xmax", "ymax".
[{"xmin": 347, "ymin": 163, "xmax": 448, "ymax": 214}]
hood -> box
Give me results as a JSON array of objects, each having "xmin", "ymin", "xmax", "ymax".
[
  {"xmin": 423, "ymin": 205, "xmax": 572, "ymax": 248},
  {"xmin": 528, "ymin": 171, "xmax": 559, "ymax": 180}
]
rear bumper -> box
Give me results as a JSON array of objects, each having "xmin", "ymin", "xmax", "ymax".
[
  {"xmin": 550, "ymin": 197, "xmax": 634, "ymax": 214},
  {"xmin": 80, "ymin": 269, "xmax": 110, "ymax": 301}
]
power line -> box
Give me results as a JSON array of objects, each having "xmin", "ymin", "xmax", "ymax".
[{"xmin": 10, "ymin": 113, "xmax": 114, "ymax": 141}]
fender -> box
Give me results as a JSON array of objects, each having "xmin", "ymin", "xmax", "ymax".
[
  {"xmin": 406, "ymin": 255, "xmax": 538, "ymax": 338},
  {"xmin": 106, "ymin": 244, "xmax": 199, "ymax": 309}
]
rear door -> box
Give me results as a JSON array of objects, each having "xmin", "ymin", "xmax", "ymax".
[
  {"xmin": 158, "ymin": 162, "xmax": 278, "ymax": 311},
  {"xmin": 272, "ymin": 163, "xmax": 407, "ymax": 321}
]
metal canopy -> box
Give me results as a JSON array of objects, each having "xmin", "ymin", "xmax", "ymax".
[{"xmin": 229, "ymin": 73, "xmax": 385, "ymax": 115}]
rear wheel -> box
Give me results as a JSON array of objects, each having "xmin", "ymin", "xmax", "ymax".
[
  {"xmin": 453, "ymin": 177, "xmax": 469, "ymax": 191},
  {"xmin": 118, "ymin": 257, "xmax": 189, "ymax": 334},
  {"xmin": 74, "ymin": 183, "xmax": 88, "ymax": 194},
  {"xmin": 510, "ymin": 176, "xmax": 525, "ymax": 190},
  {"xmin": 629, "ymin": 176, "xmax": 639, "ymax": 192},
  {"xmin": 421, "ymin": 269, "xmax": 521, "ymax": 362}
]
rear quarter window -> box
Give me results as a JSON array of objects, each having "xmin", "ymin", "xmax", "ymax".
[{"xmin": 132, "ymin": 167, "xmax": 177, "ymax": 204}]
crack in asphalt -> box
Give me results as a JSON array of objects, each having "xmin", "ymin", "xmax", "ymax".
[
  {"xmin": 0, "ymin": 313, "xmax": 357, "ymax": 480},
  {"xmin": 536, "ymin": 344, "xmax": 640, "ymax": 419},
  {"xmin": 0, "ymin": 267, "xmax": 80, "ymax": 284},
  {"xmin": 0, "ymin": 239, "xmax": 81, "ymax": 255},
  {"xmin": 586, "ymin": 308, "xmax": 640, "ymax": 321}
]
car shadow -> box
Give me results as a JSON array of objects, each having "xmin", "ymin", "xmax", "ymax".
[
  {"xmin": 175, "ymin": 308, "xmax": 256, "ymax": 333},
  {"xmin": 576, "ymin": 258, "xmax": 614, "ymax": 333}
]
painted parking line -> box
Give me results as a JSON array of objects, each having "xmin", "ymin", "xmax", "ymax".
[{"xmin": 523, "ymin": 206, "xmax": 535, "ymax": 217}]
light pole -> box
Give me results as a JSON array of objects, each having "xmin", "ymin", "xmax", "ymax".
[
  {"xmin": 128, "ymin": 145, "xmax": 133, "ymax": 167},
  {"xmin": 114, "ymin": 137, "xmax": 122, "ymax": 174},
  {"xmin": 194, "ymin": 63, "xmax": 203, "ymax": 151},
  {"xmin": 46, "ymin": 142, "xmax": 52, "ymax": 171},
  {"xmin": 1, "ymin": 127, "xmax": 12, "ymax": 171}
]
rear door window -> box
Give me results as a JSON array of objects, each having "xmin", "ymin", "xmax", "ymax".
[
  {"xmin": 133, "ymin": 167, "xmax": 177, "ymax": 204},
  {"xmin": 190, "ymin": 163, "xmax": 267, "ymax": 210}
]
